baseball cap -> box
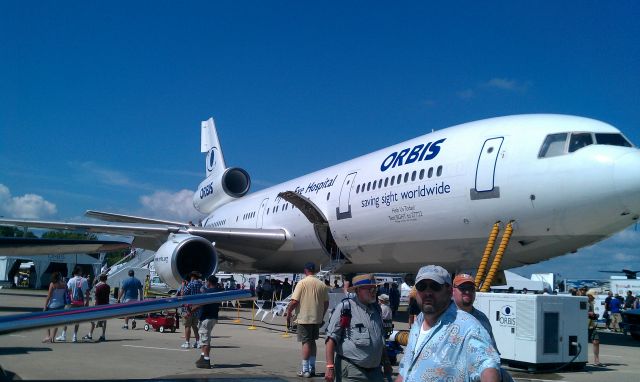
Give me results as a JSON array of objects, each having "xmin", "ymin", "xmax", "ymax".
[
  {"xmin": 304, "ymin": 262, "xmax": 316, "ymax": 271},
  {"xmin": 453, "ymin": 274, "xmax": 475, "ymax": 287},
  {"xmin": 415, "ymin": 265, "xmax": 451, "ymax": 286}
]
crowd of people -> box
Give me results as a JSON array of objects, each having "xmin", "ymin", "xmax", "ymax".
[
  {"xmin": 40, "ymin": 261, "xmax": 638, "ymax": 379},
  {"xmin": 41, "ymin": 266, "xmax": 143, "ymax": 343},
  {"xmin": 283, "ymin": 262, "xmax": 509, "ymax": 381}
]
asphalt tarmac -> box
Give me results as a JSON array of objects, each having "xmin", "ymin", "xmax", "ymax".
[{"xmin": 1, "ymin": 288, "xmax": 639, "ymax": 381}]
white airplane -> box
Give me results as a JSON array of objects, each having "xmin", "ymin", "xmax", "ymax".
[{"xmin": 2, "ymin": 114, "xmax": 639, "ymax": 291}]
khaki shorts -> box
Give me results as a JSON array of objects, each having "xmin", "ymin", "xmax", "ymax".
[
  {"xmin": 198, "ymin": 319, "xmax": 217, "ymax": 346},
  {"xmin": 183, "ymin": 314, "xmax": 199, "ymax": 329},
  {"xmin": 297, "ymin": 323, "xmax": 321, "ymax": 343}
]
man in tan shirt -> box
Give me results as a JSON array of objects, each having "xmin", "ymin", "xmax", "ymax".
[{"xmin": 286, "ymin": 262, "xmax": 329, "ymax": 378}]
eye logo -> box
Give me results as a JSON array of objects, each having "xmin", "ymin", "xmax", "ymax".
[
  {"xmin": 498, "ymin": 305, "xmax": 516, "ymax": 326},
  {"xmin": 207, "ymin": 148, "xmax": 218, "ymax": 172},
  {"xmin": 501, "ymin": 305, "xmax": 513, "ymax": 316}
]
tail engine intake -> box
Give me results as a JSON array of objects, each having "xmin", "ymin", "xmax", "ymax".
[{"xmin": 193, "ymin": 167, "xmax": 251, "ymax": 214}]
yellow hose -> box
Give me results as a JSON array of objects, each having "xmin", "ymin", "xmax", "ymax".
[
  {"xmin": 475, "ymin": 222, "xmax": 500, "ymax": 289},
  {"xmin": 480, "ymin": 221, "xmax": 514, "ymax": 292}
]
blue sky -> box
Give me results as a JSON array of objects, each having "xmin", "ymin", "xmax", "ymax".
[{"xmin": 1, "ymin": 2, "xmax": 639, "ymax": 279}]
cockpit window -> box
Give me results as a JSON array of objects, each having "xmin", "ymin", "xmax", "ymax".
[
  {"xmin": 568, "ymin": 133, "xmax": 594, "ymax": 153},
  {"xmin": 595, "ymin": 133, "xmax": 632, "ymax": 147},
  {"xmin": 538, "ymin": 133, "xmax": 567, "ymax": 158}
]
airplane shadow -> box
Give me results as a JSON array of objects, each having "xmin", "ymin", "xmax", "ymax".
[
  {"xmin": 210, "ymin": 345, "xmax": 240, "ymax": 349},
  {"xmin": 126, "ymin": 377, "xmax": 290, "ymax": 382},
  {"xmin": 0, "ymin": 291, "xmax": 46, "ymax": 299},
  {"xmin": 209, "ymin": 363, "xmax": 262, "ymax": 369},
  {"xmin": 598, "ymin": 331, "xmax": 640, "ymax": 347},
  {"xmin": 0, "ymin": 346, "xmax": 52, "ymax": 355},
  {"xmin": 0, "ymin": 366, "xmax": 20, "ymax": 382},
  {"xmin": 0, "ymin": 306, "xmax": 42, "ymax": 313}
]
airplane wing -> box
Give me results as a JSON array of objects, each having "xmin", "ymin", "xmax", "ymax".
[
  {"xmin": 0, "ymin": 237, "xmax": 130, "ymax": 256},
  {"xmin": 0, "ymin": 216, "xmax": 287, "ymax": 253},
  {"xmin": 0, "ymin": 289, "xmax": 252, "ymax": 335},
  {"xmin": 85, "ymin": 210, "xmax": 189, "ymax": 226}
]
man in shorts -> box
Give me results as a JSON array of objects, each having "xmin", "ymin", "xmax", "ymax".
[
  {"xmin": 181, "ymin": 271, "xmax": 203, "ymax": 348},
  {"xmin": 195, "ymin": 275, "xmax": 223, "ymax": 369},
  {"xmin": 286, "ymin": 262, "xmax": 329, "ymax": 378}
]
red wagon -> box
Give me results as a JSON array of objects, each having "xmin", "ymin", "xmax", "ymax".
[{"xmin": 143, "ymin": 311, "xmax": 178, "ymax": 333}]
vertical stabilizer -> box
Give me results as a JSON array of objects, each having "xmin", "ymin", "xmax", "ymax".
[{"xmin": 201, "ymin": 118, "xmax": 227, "ymax": 177}]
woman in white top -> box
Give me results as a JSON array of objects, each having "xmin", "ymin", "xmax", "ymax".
[{"xmin": 42, "ymin": 271, "xmax": 67, "ymax": 343}]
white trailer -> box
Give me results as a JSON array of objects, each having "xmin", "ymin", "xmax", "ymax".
[{"xmin": 474, "ymin": 292, "xmax": 588, "ymax": 371}]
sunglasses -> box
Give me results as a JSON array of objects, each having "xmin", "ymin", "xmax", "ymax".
[
  {"xmin": 455, "ymin": 284, "xmax": 476, "ymax": 293},
  {"xmin": 415, "ymin": 281, "xmax": 444, "ymax": 292}
]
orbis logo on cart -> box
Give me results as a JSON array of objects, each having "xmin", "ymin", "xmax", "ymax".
[{"xmin": 498, "ymin": 305, "xmax": 516, "ymax": 326}]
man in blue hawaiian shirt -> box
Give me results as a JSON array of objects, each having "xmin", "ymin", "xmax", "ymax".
[{"xmin": 396, "ymin": 265, "xmax": 500, "ymax": 382}]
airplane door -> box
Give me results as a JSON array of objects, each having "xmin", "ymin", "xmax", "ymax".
[
  {"xmin": 475, "ymin": 137, "xmax": 504, "ymax": 193},
  {"xmin": 256, "ymin": 198, "xmax": 269, "ymax": 228},
  {"xmin": 336, "ymin": 172, "xmax": 357, "ymax": 220}
]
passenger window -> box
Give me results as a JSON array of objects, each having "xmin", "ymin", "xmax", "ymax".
[
  {"xmin": 378, "ymin": 179, "xmax": 383, "ymax": 189},
  {"xmin": 419, "ymin": 169, "xmax": 425, "ymax": 180},
  {"xmin": 437, "ymin": 166, "xmax": 442, "ymax": 177},
  {"xmin": 397, "ymin": 174, "xmax": 402, "ymax": 184},
  {"xmin": 326, "ymin": 192, "xmax": 330, "ymax": 200},
  {"xmin": 356, "ymin": 184, "xmax": 360, "ymax": 193},
  {"xmin": 538, "ymin": 133, "xmax": 568, "ymax": 158},
  {"xmin": 568, "ymin": 133, "xmax": 594, "ymax": 153},
  {"xmin": 372, "ymin": 180, "xmax": 377, "ymax": 190},
  {"xmin": 428, "ymin": 167, "xmax": 433, "ymax": 178},
  {"xmin": 404, "ymin": 172, "xmax": 409, "ymax": 183},
  {"xmin": 411, "ymin": 171, "xmax": 416, "ymax": 181},
  {"xmin": 390, "ymin": 176, "xmax": 395, "ymax": 186},
  {"xmin": 595, "ymin": 133, "xmax": 632, "ymax": 147},
  {"xmin": 367, "ymin": 182, "xmax": 371, "ymax": 191},
  {"xmin": 384, "ymin": 177, "xmax": 389, "ymax": 187}
]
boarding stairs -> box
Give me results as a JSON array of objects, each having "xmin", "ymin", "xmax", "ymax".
[
  {"xmin": 316, "ymin": 257, "xmax": 347, "ymax": 281},
  {"xmin": 107, "ymin": 249, "xmax": 155, "ymax": 280}
]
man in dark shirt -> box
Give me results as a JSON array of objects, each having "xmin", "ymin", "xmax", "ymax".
[
  {"xmin": 195, "ymin": 275, "xmax": 223, "ymax": 369},
  {"xmin": 84, "ymin": 273, "xmax": 110, "ymax": 341}
]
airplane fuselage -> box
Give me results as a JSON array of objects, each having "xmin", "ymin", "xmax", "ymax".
[{"xmin": 199, "ymin": 115, "xmax": 640, "ymax": 274}]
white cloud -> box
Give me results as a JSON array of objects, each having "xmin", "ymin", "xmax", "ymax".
[
  {"xmin": 72, "ymin": 161, "xmax": 155, "ymax": 191},
  {"xmin": 613, "ymin": 252, "xmax": 637, "ymax": 262},
  {"xmin": 139, "ymin": 189, "xmax": 203, "ymax": 222},
  {"xmin": 482, "ymin": 78, "xmax": 530, "ymax": 92},
  {"xmin": 0, "ymin": 183, "xmax": 57, "ymax": 218},
  {"xmin": 457, "ymin": 89, "xmax": 475, "ymax": 99}
]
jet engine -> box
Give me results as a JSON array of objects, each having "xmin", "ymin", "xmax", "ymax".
[
  {"xmin": 153, "ymin": 234, "xmax": 218, "ymax": 289},
  {"xmin": 193, "ymin": 167, "xmax": 251, "ymax": 214}
]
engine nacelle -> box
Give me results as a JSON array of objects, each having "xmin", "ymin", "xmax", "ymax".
[
  {"xmin": 193, "ymin": 167, "xmax": 251, "ymax": 214},
  {"xmin": 153, "ymin": 234, "xmax": 219, "ymax": 289}
]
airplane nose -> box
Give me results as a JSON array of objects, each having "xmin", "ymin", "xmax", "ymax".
[{"xmin": 613, "ymin": 150, "xmax": 640, "ymax": 214}]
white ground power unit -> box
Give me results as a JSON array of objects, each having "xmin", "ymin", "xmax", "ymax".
[{"xmin": 474, "ymin": 293, "xmax": 588, "ymax": 371}]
